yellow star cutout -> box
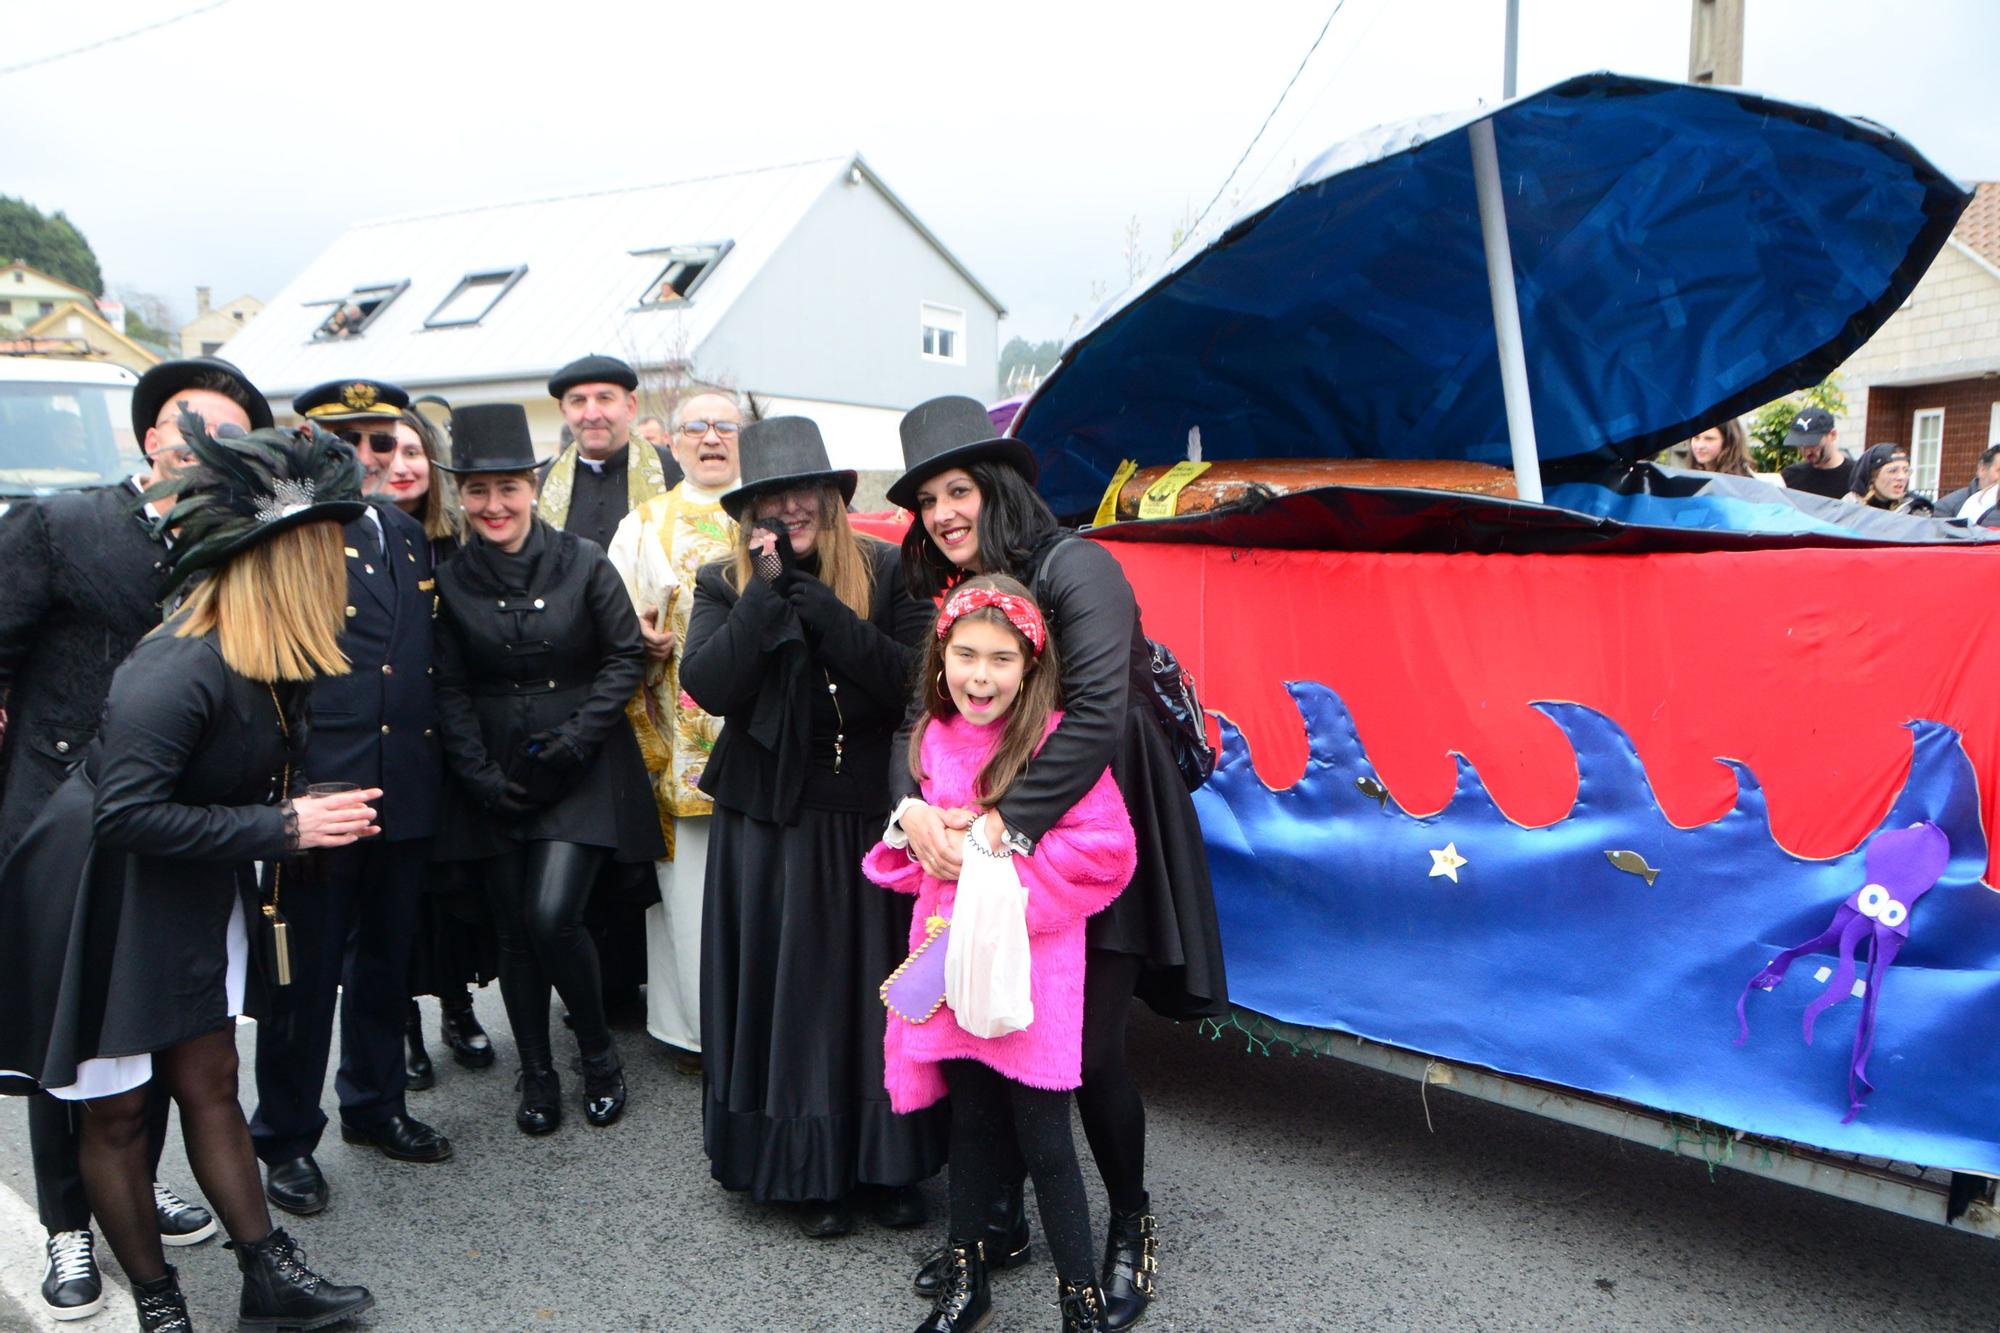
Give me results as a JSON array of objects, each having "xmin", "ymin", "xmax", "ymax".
[{"xmin": 1428, "ymin": 842, "xmax": 1467, "ymax": 883}]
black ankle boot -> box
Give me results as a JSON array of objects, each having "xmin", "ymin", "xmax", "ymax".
[
  {"xmin": 914, "ymin": 1240, "xmax": 990, "ymax": 1333},
  {"xmin": 580, "ymin": 1045, "xmax": 627, "ymax": 1127},
  {"xmin": 441, "ymin": 996, "xmax": 494, "ymax": 1069},
  {"xmin": 404, "ymin": 999, "xmax": 434, "ymax": 1091},
  {"xmin": 516, "ymin": 1065, "xmax": 562, "ymax": 1135},
  {"xmin": 133, "ymin": 1265, "xmax": 190, "ymax": 1333},
  {"xmin": 230, "ymin": 1227, "xmax": 373, "ymax": 1331},
  {"xmin": 913, "ymin": 1180, "xmax": 1030, "ymax": 1298},
  {"xmin": 1099, "ymin": 1200, "xmax": 1156, "ymax": 1331},
  {"xmin": 1060, "ymin": 1278, "xmax": 1111, "ymax": 1332}
]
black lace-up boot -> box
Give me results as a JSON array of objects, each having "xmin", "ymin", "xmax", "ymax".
[
  {"xmin": 516, "ymin": 1064, "xmax": 562, "ymax": 1135},
  {"xmin": 914, "ymin": 1239, "xmax": 991, "ymax": 1333},
  {"xmin": 230, "ymin": 1227, "xmax": 373, "ymax": 1330},
  {"xmin": 1059, "ymin": 1278, "xmax": 1111, "ymax": 1332},
  {"xmin": 580, "ymin": 1044, "xmax": 627, "ymax": 1127},
  {"xmin": 914, "ymin": 1180, "xmax": 1030, "ymax": 1298},
  {"xmin": 132, "ymin": 1265, "xmax": 190, "ymax": 1332},
  {"xmin": 1099, "ymin": 1200, "xmax": 1156, "ymax": 1329}
]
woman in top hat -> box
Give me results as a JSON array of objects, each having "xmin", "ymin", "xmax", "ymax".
[
  {"xmin": 681, "ymin": 416, "xmax": 947, "ymax": 1237},
  {"xmin": 0, "ymin": 414, "xmax": 378, "ymax": 1332},
  {"xmin": 429, "ymin": 404, "xmax": 664, "ymax": 1135},
  {"xmin": 886, "ymin": 395, "xmax": 1229, "ymax": 1330}
]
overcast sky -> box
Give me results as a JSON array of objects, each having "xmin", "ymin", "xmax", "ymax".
[{"xmin": 6, "ymin": 0, "xmax": 1994, "ymax": 342}]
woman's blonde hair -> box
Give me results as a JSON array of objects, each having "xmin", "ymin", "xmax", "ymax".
[
  {"xmin": 172, "ymin": 520, "xmax": 351, "ymax": 682},
  {"xmin": 725, "ymin": 483, "xmax": 878, "ymax": 616},
  {"xmin": 399, "ymin": 408, "xmax": 461, "ymax": 543}
]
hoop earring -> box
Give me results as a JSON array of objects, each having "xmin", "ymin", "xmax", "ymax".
[{"xmin": 935, "ymin": 670, "xmax": 950, "ymax": 703}]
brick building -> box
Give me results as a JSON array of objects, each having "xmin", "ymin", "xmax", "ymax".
[{"xmin": 1833, "ymin": 182, "xmax": 2000, "ymax": 498}]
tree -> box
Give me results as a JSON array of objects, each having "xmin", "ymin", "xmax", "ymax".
[
  {"xmin": 0, "ymin": 196, "xmax": 103, "ymax": 295},
  {"xmin": 1747, "ymin": 376, "xmax": 1847, "ymax": 473},
  {"xmin": 999, "ymin": 337, "xmax": 1063, "ymax": 388},
  {"xmin": 117, "ymin": 287, "xmax": 174, "ymax": 348}
]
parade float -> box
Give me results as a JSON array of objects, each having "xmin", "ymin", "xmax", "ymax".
[{"xmin": 1003, "ymin": 73, "xmax": 2000, "ymax": 1233}]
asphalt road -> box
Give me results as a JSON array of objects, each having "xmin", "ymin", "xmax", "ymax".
[{"xmin": 4, "ymin": 992, "xmax": 1998, "ymax": 1331}]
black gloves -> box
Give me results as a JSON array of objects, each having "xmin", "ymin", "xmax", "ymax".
[
  {"xmin": 510, "ymin": 730, "xmax": 587, "ymax": 807},
  {"xmin": 490, "ymin": 781, "xmax": 541, "ymax": 820},
  {"xmin": 781, "ymin": 572, "xmax": 847, "ymax": 634},
  {"xmin": 752, "ymin": 519, "xmax": 794, "ymax": 584}
]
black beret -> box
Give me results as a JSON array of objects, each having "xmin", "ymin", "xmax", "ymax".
[
  {"xmin": 548, "ymin": 354, "xmax": 638, "ymax": 398},
  {"xmin": 294, "ymin": 378, "xmax": 410, "ymax": 422},
  {"xmin": 132, "ymin": 357, "xmax": 273, "ymax": 439}
]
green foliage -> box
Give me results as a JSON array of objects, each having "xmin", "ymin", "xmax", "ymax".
[
  {"xmin": 999, "ymin": 336, "xmax": 1063, "ymax": 381},
  {"xmin": 1748, "ymin": 376, "xmax": 1847, "ymax": 473},
  {"xmin": 124, "ymin": 310, "xmax": 170, "ymax": 347},
  {"xmin": 0, "ymin": 196, "xmax": 104, "ymax": 296}
]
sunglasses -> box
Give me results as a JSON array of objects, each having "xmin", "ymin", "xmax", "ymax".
[
  {"xmin": 678, "ymin": 420, "xmax": 740, "ymax": 437},
  {"xmin": 338, "ymin": 429, "xmax": 399, "ymax": 455}
]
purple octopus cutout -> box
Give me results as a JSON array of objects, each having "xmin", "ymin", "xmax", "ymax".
[{"xmin": 1736, "ymin": 820, "xmax": 1951, "ymax": 1122}]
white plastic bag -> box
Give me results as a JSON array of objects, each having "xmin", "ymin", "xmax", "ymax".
[{"xmin": 943, "ymin": 823, "xmax": 1034, "ymax": 1038}]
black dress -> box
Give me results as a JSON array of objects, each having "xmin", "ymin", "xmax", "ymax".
[
  {"xmin": 431, "ymin": 520, "xmax": 664, "ymax": 866},
  {"xmin": 683, "ymin": 541, "xmax": 948, "ymax": 1203},
  {"xmin": 0, "ymin": 627, "xmax": 301, "ymax": 1094}
]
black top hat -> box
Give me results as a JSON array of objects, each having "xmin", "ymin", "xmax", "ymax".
[
  {"xmin": 131, "ymin": 357, "xmax": 274, "ymax": 440},
  {"xmin": 548, "ymin": 354, "xmax": 638, "ymax": 399},
  {"xmin": 294, "ymin": 378, "xmax": 410, "ymax": 423},
  {"xmin": 720, "ymin": 416, "xmax": 856, "ymax": 520},
  {"xmin": 886, "ymin": 395, "xmax": 1036, "ymax": 511},
  {"xmin": 150, "ymin": 412, "xmax": 367, "ymax": 591},
  {"xmin": 436, "ymin": 403, "xmax": 541, "ymax": 474}
]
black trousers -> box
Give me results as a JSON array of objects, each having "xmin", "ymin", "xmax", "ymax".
[
  {"xmin": 485, "ymin": 840, "xmax": 613, "ymax": 1071},
  {"xmin": 249, "ymin": 838, "xmax": 425, "ymax": 1164},
  {"xmin": 29, "ymin": 1089, "xmax": 169, "ymax": 1233}
]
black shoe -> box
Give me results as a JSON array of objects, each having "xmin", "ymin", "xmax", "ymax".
[
  {"xmin": 871, "ymin": 1183, "xmax": 928, "ymax": 1230},
  {"xmin": 264, "ymin": 1155, "xmax": 329, "ymax": 1216},
  {"xmin": 913, "ymin": 1183, "xmax": 1030, "ymax": 1299},
  {"xmin": 914, "ymin": 1240, "xmax": 991, "ymax": 1332},
  {"xmin": 516, "ymin": 1066, "xmax": 562, "ymax": 1135},
  {"xmin": 441, "ymin": 999, "xmax": 495, "ymax": 1069},
  {"xmin": 230, "ymin": 1227, "xmax": 373, "ymax": 1331},
  {"xmin": 132, "ymin": 1264, "xmax": 190, "ymax": 1333},
  {"xmin": 405, "ymin": 999, "xmax": 435, "ymax": 1091},
  {"xmin": 1061, "ymin": 1278, "xmax": 1112, "ymax": 1333},
  {"xmin": 581, "ymin": 1046, "xmax": 628, "ymax": 1127},
  {"xmin": 1100, "ymin": 1200, "xmax": 1157, "ymax": 1331},
  {"xmin": 154, "ymin": 1182, "xmax": 218, "ymax": 1246},
  {"xmin": 797, "ymin": 1198, "xmax": 854, "ymax": 1238},
  {"xmin": 340, "ymin": 1112, "xmax": 453, "ymax": 1163},
  {"xmin": 673, "ymin": 1048, "xmax": 703, "ymax": 1077},
  {"xmin": 40, "ymin": 1229, "xmax": 103, "ymax": 1321}
]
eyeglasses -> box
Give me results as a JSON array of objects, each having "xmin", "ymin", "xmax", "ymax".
[
  {"xmin": 678, "ymin": 420, "xmax": 740, "ymax": 438},
  {"xmin": 338, "ymin": 429, "xmax": 398, "ymax": 455}
]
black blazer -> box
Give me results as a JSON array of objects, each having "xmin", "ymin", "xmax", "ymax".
[
  {"xmin": 305, "ymin": 502, "xmax": 441, "ymax": 842},
  {"xmin": 0, "ymin": 481, "xmax": 172, "ymax": 858},
  {"xmin": 432, "ymin": 520, "xmax": 663, "ymax": 863},
  {"xmin": 683, "ymin": 540, "xmax": 925, "ymax": 824},
  {"xmin": 0, "ymin": 627, "xmax": 303, "ymax": 1092}
]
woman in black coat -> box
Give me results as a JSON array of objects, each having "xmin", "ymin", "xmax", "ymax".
[
  {"xmin": 0, "ymin": 420, "xmax": 379, "ymax": 1332},
  {"xmin": 887, "ymin": 396, "xmax": 1229, "ymax": 1330},
  {"xmin": 430, "ymin": 404, "xmax": 664, "ymax": 1135},
  {"xmin": 682, "ymin": 417, "xmax": 947, "ymax": 1237}
]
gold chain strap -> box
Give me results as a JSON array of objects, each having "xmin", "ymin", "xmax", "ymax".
[{"xmin": 262, "ymin": 686, "xmax": 294, "ymax": 984}]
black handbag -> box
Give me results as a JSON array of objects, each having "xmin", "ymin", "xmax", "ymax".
[{"xmin": 1134, "ymin": 633, "xmax": 1215, "ymax": 792}]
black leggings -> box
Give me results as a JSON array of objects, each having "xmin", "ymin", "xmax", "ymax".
[
  {"xmin": 485, "ymin": 841, "xmax": 612, "ymax": 1071},
  {"xmin": 943, "ymin": 1060, "xmax": 1094, "ymax": 1284},
  {"xmin": 1075, "ymin": 948, "xmax": 1147, "ymax": 1214},
  {"xmin": 78, "ymin": 1027, "xmax": 271, "ymax": 1286}
]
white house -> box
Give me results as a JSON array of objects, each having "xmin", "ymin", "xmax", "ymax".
[{"xmin": 220, "ymin": 154, "xmax": 1006, "ymax": 471}]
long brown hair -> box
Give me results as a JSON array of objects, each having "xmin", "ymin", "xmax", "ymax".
[
  {"xmin": 906, "ymin": 574, "xmax": 1063, "ymax": 806},
  {"xmin": 399, "ymin": 408, "xmax": 460, "ymax": 542},
  {"xmin": 1685, "ymin": 417, "xmax": 1754, "ymax": 476},
  {"xmin": 171, "ymin": 520, "xmax": 350, "ymax": 682},
  {"xmin": 725, "ymin": 483, "xmax": 877, "ymax": 616}
]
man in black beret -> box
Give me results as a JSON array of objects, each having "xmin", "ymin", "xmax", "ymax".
[
  {"xmin": 538, "ymin": 354, "xmax": 682, "ymax": 553},
  {"xmin": 247, "ymin": 376, "xmax": 452, "ymax": 1217},
  {"xmin": 0, "ymin": 356, "xmax": 266, "ymax": 1318}
]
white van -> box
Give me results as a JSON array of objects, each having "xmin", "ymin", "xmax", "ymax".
[{"xmin": 0, "ymin": 359, "xmax": 143, "ymax": 510}]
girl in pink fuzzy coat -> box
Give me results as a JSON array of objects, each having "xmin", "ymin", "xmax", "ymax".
[{"xmin": 864, "ymin": 575, "xmax": 1136, "ymax": 1333}]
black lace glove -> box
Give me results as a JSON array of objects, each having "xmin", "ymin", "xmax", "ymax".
[{"xmin": 752, "ymin": 519, "xmax": 794, "ymax": 584}]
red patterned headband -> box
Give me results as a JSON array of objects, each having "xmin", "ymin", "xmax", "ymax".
[{"xmin": 937, "ymin": 587, "xmax": 1046, "ymax": 654}]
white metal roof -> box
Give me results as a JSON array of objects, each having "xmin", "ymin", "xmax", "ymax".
[{"xmin": 221, "ymin": 154, "xmax": 1000, "ymax": 403}]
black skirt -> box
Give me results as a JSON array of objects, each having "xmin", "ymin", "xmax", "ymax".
[
  {"xmin": 1090, "ymin": 704, "xmax": 1230, "ymax": 1020},
  {"xmin": 407, "ymin": 861, "xmax": 498, "ymax": 998},
  {"xmin": 701, "ymin": 803, "xmax": 948, "ymax": 1203}
]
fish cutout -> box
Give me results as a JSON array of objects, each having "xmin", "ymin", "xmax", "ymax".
[
  {"xmin": 1356, "ymin": 775, "xmax": 1389, "ymax": 808},
  {"xmin": 1604, "ymin": 850, "xmax": 1660, "ymax": 885}
]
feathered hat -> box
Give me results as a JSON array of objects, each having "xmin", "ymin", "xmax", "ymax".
[{"xmin": 145, "ymin": 409, "xmax": 369, "ymax": 591}]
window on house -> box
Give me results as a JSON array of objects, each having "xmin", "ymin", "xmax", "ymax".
[
  {"xmin": 37, "ymin": 301, "xmax": 54, "ymax": 317},
  {"xmin": 1989, "ymin": 401, "xmax": 2000, "ymax": 448},
  {"xmin": 1912, "ymin": 408, "xmax": 1944, "ymax": 496},
  {"xmin": 425, "ymin": 267, "xmax": 527, "ymax": 328},
  {"xmin": 231, "ymin": 310, "xmax": 244, "ymax": 322},
  {"xmin": 635, "ymin": 243, "xmax": 731, "ymax": 307},
  {"xmin": 201, "ymin": 341, "xmax": 224, "ymax": 355},
  {"xmin": 0, "ymin": 300, "xmax": 11, "ymax": 315},
  {"xmin": 920, "ymin": 302, "xmax": 966, "ymax": 365},
  {"xmin": 311, "ymin": 282, "xmax": 408, "ymax": 341}
]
